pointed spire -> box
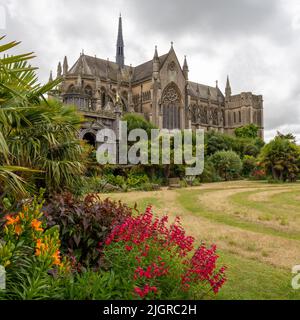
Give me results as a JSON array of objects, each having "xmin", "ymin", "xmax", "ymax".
[
  {"xmin": 57, "ymin": 62, "xmax": 62, "ymax": 78},
  {"xmin": 216, "ymin": 80, "xmax": 219, "ymax": 88},
  {"xmin": 129, "ymin": 63, "xmax": 133, "ymax": 77},
  {"xmin": 207, "ymin": 86, "xmax": 211, "ymax": 97},
  {"xmin": 170, "ymin": 41, "xmax": 174, "ymax": 50},
  {"xmin": 196, "ymin": 83, "xmax": 200, "ymax": 101},
  {"xmin": 183, "ymin": 55, "xmax": 188, "ymax": 68},
  {"xmin": 153, "ymin": 45, "xmax": 159, "ymax": 60},
  {"xmin": 106, "ymin": 58, "xmax": 110, "ymax": 81},
  {"xmin": 152, "ymin": 46, "xmax": 160, "ymax": 79},
  {"xmin": 116, "ymin": 14, "xmax": 124, "ymax": 68},
  {"xmin": 49, "ymin": 70, "xmax": 53, "ymax": 82},
  {"xmin": 225, "ymin": 75, "xmax": 232, "ymax": 97},
  {"xmin": 183, "ymin": 55, "xmax": 189, "ymax": 80},
  {"xmin": 63, "ymin": 56, "xmax": 68, "ymax": 75}
]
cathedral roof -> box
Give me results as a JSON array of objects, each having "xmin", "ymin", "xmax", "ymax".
[
  {"xmin": 67, "ymin": 53, "xmax": 169, "ymax": 84},
  {"xmin": 188, "ymin": 81, "xmax": 224, "ymax": 102},
  {"xmin": 68, "ymin": 54, "xmax": 132, "ymax": 81},
  {"xmin": 132, "ymin": 53, "xmax": 168, "ymax": 82}
]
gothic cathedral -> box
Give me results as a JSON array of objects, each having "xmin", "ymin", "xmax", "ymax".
[{"xmin": 49, "ymin": 15, "xmax": 264, "ymax": 145}]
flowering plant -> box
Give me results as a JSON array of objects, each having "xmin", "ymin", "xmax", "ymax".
[
  {"xmin": 0, "ymin": 195, "xmax": 70, "ymax": 299},
  {"xmin": 103, "ymin": 207, "xmax": 226, "ymax": 299}
]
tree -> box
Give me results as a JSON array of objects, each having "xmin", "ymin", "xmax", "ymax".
[
  {"xmin": 204, "ymin": 131, "xmax": 234, "ymax": 156},
  {"xmin": 210, "ymin": 150, "xmax": 242, "ymax": 181},
  {"xmin": 0, "ymin": 37, "xmax": 85, "ymax": 203},
  {"xmin": 235, "ymin": 124, "xmax": 259, "ymax": 139},
  {"xmin": 122, "ymin": 113, "xmax": 157, "ymax": 136},
  {"xmin": 242, "ymin": 155, "xmax": 257, "ymax": 177},
  {"xmin": 259, "ymin": 136, "xmax": 300, "ymax": 182}
]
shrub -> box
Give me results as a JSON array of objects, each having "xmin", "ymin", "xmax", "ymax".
[
  {"xmin": 44, "ymin": 193, "xmax": 132, "ymax": 269},
  {"xmin": 205, "ymin": 131, "xmax": 234, "ymax": 156},
  {"xmin": 0, "ymin": 196, "xmax": 70, "ymax": 299},
  {"xmin": 103, "ymin": 207, "xmax": 226, "ymax": 300},
  {"xmin": 200, "ymin": 160, "xmax": 220, "ymax": 183},
  {"xmin": 234, "ymin": 124, "xmax": 259, "ymax": 139},
  {"xmin": 242, "ymin": 156, "xmax": 257, "ymax": 177},
  {"xmin": 210, "ymin": 151, "xmax": 242, "ymax": 181},
  {"xmin": 259, "ymin": 135, "xmax": 300, "ymax": 182}
]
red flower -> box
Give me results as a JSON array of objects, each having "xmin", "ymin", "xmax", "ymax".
[{"xmin": 104, "ymin": 206, "xmax": 227, "ymax": 299}]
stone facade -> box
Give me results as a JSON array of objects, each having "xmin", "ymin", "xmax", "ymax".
[{"xmin": 49, "ymin": 15, "xmax": 264, "ymax": 144}]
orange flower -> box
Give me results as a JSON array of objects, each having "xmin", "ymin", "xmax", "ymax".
[
  {"xmin": 52, "ymin": 250, "xmax": 61, "ymax": 266},
  {"xmin": 5, "ymin": 215, "xmax": 20, "ymax": 226},
  {"xmin": 31, "ymin": 219, "xmax": 43, "ymax": 232},
  {"xmin": 15, "ymin": 224, "xmax": 22, "ymax": 236},
  {"xmin": 35, "ymin": 239, "xmax": 44, "ymax": 256},
  {"xmin": 36, "ymin": 238, "xmax": 43, "ymax": 249}
]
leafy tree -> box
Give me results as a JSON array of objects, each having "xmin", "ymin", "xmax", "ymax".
[
  {"xmin": 242, "ymin": 155, "xmax": 257, "ymax": 177},
  {"xmin": 210, "ymin": 150, "xmax": 242, "ymax": 181},
  {"xmin": 235, "ymin": 124, "xmax": 259, "ymax": 139},
  {"xmin": 259, "ymin": 135, "xmax": 300, "ymax": 182},
  {"xmin": 204, "ymin": 131, "xmax": 234, "ymax": 156},
  {"xmin": 122, "ymin": 113, "xmax": 157, "ymax": 136},
  {"xmin": 0, "ymin": 37, "xmax": 85, "ymax": 203},
  {"xmin": 276, "ymin": 131, "xmax": 296, "ymax": 142}
]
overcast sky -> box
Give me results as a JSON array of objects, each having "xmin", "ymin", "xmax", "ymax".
[{"xmin": 1, "ymin": 0, "xmax": 300, "ymax": 141}]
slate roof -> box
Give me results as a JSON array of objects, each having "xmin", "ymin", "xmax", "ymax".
[
  {"xmin": 68, "ymin": 54, "xmax": 131, "ymax": 81},
  {"xmin": 188, "ymin": 81, "xmax": 224, "ymax": 102},
  {"xmin": 132, "ymin": 53, "xmax": 168, "ymax": 82},
  {"xmin": 68, "ymin": 53, "xmax": 169, "ymax": 84}
]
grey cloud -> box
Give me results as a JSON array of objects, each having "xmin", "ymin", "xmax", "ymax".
[{"xmin": 127, "ymin": 0, "xmax": 292, "ymax": 44}]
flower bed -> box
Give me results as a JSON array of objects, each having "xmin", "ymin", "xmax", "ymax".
[{"xmin": 103, "ymin": 206, "xmax": 226, "ymax": 299}]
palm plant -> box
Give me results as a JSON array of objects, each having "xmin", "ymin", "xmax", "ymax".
[{"xmin": 0, "ymin": 36, "xmax": 85, "ymax": 203}]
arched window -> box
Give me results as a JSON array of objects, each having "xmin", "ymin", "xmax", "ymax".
[
  {"xmin": 84, "ymin": 85, "xmax": 93, "ymax": 97},
  {"xmin": 67, "ymin": 84, "xmax": 75, "ymax": 93},
  {"xmin": 238, "ymin": 111, "xmax": 242, "ymax": 123},
  {"xmin": 234, "ymin": 112, "xmax": 236, "ymax": 123},
  {"xmin": 161, "ymin": 82, "xmax": 181, "ymax": 129}
]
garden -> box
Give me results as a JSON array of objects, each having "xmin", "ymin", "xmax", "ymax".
[{"xmin": 1, "ymin": 36, "xmax": 300, "ymax": 300}]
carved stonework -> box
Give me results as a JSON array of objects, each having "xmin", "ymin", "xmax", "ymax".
[
  {"xmin": 161, "ymin": 83, "xmax": 181, "ymax": 129},
  {"xmin": 162, "ymin": 83, "xmax": 180, "ymax": 104},
  {"xmin": 212, "ymin": 108, "xmax": 219, "ymax": 125},
  {"xmin": 168, "ymin": 61, "xmax": 177, "ymax": 72},
  {"xmin": 200, "ymin": 107, "xmax": 208, "ymax": 124}
]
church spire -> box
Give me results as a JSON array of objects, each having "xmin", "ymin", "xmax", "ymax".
[
  {"xmin": 63, "ymin": 56, "xmax": 68, "ymax": 76},
  {"xmin": 152, "ymin": 46, "xmax": 160, "ymax": 80},
  {"xmin": 57, "ymin": 62, "xmax": 62, "ymax": 78},
  {"xmin": 183, "ymin": 55, "xmax": 189, "ymax": 80},
  {"xmin": 225, "ymin": 75, "xmax": 231, "ymax": 97},
  {"xmin": 116, "ymin": 14, "xmax": 124, "ymax": 68},
  {"xmin": 49, "ymin": 70, "xmax": 53, "ymax": 82}
]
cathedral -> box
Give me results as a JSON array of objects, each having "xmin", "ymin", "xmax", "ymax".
[{"xmin": 50, "ymin": 15, "xmax": 264, "ymax": 145}]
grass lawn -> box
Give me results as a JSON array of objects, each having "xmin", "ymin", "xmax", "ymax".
[{"xmin": 106, "ymin": 180, "xmax": 300, "ymax": 300}]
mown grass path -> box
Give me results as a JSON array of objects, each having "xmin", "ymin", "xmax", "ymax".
[{"xmin": 106, "ymin": 181, "xmax": 300, "ymax": 300}]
